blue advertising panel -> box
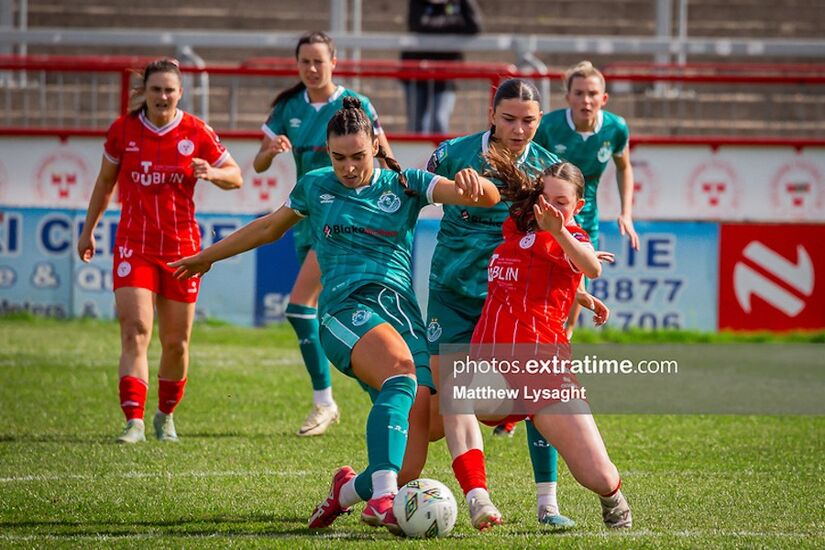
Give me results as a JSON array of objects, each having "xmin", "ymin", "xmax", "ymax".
[
  {"xmin": 253, "ymin": 228, "xmax": 299, "ymax": 326},
  {"xmin": 0, "ymin": 207, "xmax": 257, "ymax": 325},
  {"xmin": 595, "ymin": 221, "xmax": 719, "ymax": 331}
]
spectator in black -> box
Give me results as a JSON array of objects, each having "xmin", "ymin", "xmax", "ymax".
[{"xmin": 401, "ymin": 0, "xmax": 482, "ymax": 134}]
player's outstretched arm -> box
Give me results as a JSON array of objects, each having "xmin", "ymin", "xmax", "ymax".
[
  {"xmin": 254, "ymin": 135, "xmax": 292, "ymax": 173},
  {"xmin": 169, "ymin": 205, "xmax": 301, "ymax": 279},
  {"xmin": 575, "ymin": 290, "xmax": 610, "ymax": 326},
  {"xmin": 77, "ymin": 157, "xmax": 119, "ymax": 263},
  {"xmin": 431, "ymin": 168, "xmax": 500, "ymax": 207},
  {"xmin": 192, "ymin": 156, "xmax": 243, "ymax": 190},
  {"xmin": 534, "ymin": 196, "xmax": 601, "ymax": 279},
  {"xmin": 614, "ymin": 148, "xmax": 639, "ymax": 250}
]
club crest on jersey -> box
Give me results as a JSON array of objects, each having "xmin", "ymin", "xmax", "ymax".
[
  {"xmin": 289, "ymin": 118, "xmax": 302, "ymax": 128},
  {"xmin": 554, "ymin": 144, "xmax": 567, "ymax": 155},
  {"xmin": 519, "ymin": 233, "xmax": 536, "ymax": 249},
  {"xmin": 352, "ymin": 309, "xmax": 372, "ymax": 327},
  {"xmin": 177, "ymin": 139, "xmax": 195, "ymax": 156},
  {"xmin": 377, "ymin": 190, "xmax": 401, "ymax": 213},
  {"xmin": 116, "ymin": 261, "xmax": 132, "ymax": 278},
  {"xmin": 426, "ymin": 319, "xmax": 442, "ymax": 342},
  {"xmin": 320, "ymin": 193, "xmax": 335, "ymax": 204},
  {"xmin": 597, "ymin": 142, "xmax": 613, "ymax": 163}
]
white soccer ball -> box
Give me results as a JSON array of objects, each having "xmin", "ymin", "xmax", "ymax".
[{"xmin": 393, "ymin": 478, "xmax": 458, "ymax": 538}]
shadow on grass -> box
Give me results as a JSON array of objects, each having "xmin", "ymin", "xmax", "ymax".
[{"xmin": 0, "ymin": 514, "xmax": 395, "ymax": 540}]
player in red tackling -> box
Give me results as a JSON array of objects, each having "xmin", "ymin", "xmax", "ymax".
[
  {"xmin": 444, "ymin": 155, "xmax": 632, "ymax": 529},
  {"xmin": 77, "ymin": 58, "xmax": 242, "ymax": 443}
]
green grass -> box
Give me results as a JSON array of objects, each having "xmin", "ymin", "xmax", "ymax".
[{"xmin": 1, "ymin": 317, "xmax": 823, "ymax": 548}]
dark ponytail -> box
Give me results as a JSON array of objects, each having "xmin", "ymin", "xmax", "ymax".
[
  {"xmin": 489, "ymin": 78, "xmax": 541, "ymax": 143},
  {"xmin": 128, "ymin": 58, "xmax": 181, "ymax": 117},
  {"xmin": 271, "ymin": 31, "xmax": 336, "ymax": 108},
  {"xmin": 328, "ymin": 96, "xmax": 417, "ymax": 197},
  {"xmin": 485, "ymin": 148, "xmax": 584, "ymax": 233}
]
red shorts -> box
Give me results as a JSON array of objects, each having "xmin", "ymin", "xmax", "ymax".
[
  {"xmin": 112, "ymin": 249, "xmax": 200, "ymax": 303},
  {"xmin": 479, "ymin": 414, "xmax": 529, "ymax": 427}
]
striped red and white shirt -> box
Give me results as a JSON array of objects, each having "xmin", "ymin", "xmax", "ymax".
[
  {"xmin": 472, "ymin": 217, "xmax": 591, "ymax": 347},
  {"xmin": 104, "ymin": 110, "xmax": 229, "ymax": 257}
]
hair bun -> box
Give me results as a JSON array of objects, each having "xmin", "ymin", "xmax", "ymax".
[{"xmin": 342, "ymin": 96, "xmax": 362, "ymax": 110}]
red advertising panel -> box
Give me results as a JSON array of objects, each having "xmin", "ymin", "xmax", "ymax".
[{"xmin": 719, "ymin": 224, "xmax": 825, "ymax": 331}]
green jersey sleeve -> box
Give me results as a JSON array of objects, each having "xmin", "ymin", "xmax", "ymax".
[{"xmin": 287, "ymin": 172, "xmax": 312, "ymax": 217}]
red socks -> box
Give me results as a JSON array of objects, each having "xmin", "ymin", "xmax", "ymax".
[
  {"xmin": 158, "ymin": 378, "xmax": 187, "ymax": 415},
  {"xmin": 119, "ymin": 376, "xmax": 147, "ymax": 421},
  {"xmin": 452, "ymin": 449, "xmax": 488, "ymax": 496}
]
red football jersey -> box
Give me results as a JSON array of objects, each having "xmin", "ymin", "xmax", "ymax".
[
  {"xmin": 104, "ymin": 110, "xmax": 229, "ymax": 256},
  {"xmin": 472, "ymin": 217, "xmax": 591, "ymax": 345}
]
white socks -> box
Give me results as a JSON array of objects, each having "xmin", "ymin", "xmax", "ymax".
[
  {"xmin": 466, "ymin": 487, "xmax": 490, "ymax": 506},
  {"xmin": 537, "ymin": 481, "xmax": 559, "ymax": 515},
  {"xmin": 313, "ymin": 387, "xmax": 334, "ymax": 407},
  {"xmin": 339, "ymin": 477, "xmax": 362, "ymax": 508},
  {"xmin": 371, "ymin": 470, "xmax": 398, "ymax": 499}
]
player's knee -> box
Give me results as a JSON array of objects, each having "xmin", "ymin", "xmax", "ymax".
[
  {"xmin": 160, "ymin": 335, "xmax": 189, "ymax": 360},
  {"xmin": 120, "ymin": 318, "xmax": 151, "ymax": 352},
  {"xmin": 390, "ymin": 357, "xmax": 416, "ymax": 378}
]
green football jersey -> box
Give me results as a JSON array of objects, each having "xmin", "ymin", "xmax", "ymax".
[
  {"xmin": 426, "ymin": 130, "xmax": 559, "ymax": 298},
  {"xmin": 262, "ymin": 85, "xmax": 382, "ymax": 252},
  {"xmin": 288, "ymin": 167, "xmax": 438, "ymax": 313},
  {"xmin": 533, "ymin": 109, "xmax": 629, "ymax": 232}
]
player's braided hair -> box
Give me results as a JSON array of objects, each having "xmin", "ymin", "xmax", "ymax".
[
  {"xmin": 128, "ymin": 58, "xmax": 182, "ymax": 117},
  {"xmin": 327, "ymin": 96, "xmax": 417, "ymax": 196},
  {"xmin": 489, "ymin": 78, "xmax": 541, "ymax": 143},
  {"xmin": 271, "ymin": 31, "xmax": 336, "ymax": 108},
  {"xmin": 485, "ymin": 148, "xmax": 584, "ymax": 233}
]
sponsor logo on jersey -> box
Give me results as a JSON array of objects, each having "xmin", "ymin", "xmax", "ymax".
[
  {"xmin": 554, "ymin": 144, "xmax": 567, "ymax": 155},
  {"xmin": 519, "ymin": 233, "xmax": 536, "ymax": 249},
  {"xmin": 488, "ymin": 254, "xmax": 519, "ymax": 283},
  {"xmin": 597, "ymin": 142, "xmax": 613, "ymax": 163},
  {"xmin": 377, "ymin": 190, "xmax": 401, "ymax": 213},
  {"xmin": 125, "ymin": 141, "xmax": 140, "ymax": 152},
  {"xmin": 289, "ymin": 118, "xmax": 302, "ymax": 128},
  {"xmin": 351, "ymin": 309, "xmax": 372, "ymax": 327},
  {"xmin": 177, "ymin": 139, "xmax": 195, "ymax": 156},
  {"xmin": 116, "ymin": 261, "xmax": 132, "ymax": 278},
  {"xmin": 323, "ymin": 224, "xmax": 399, "ymax": 238},
  {"xmin": 320, "ymin": 193, "xmax": 335, "ymax": 204},
  {"xmin": 426, "ymin": 319, "xmax": 442, "ymax": 342},
  {"xmin": 427, "ymin": 144, "xmax": 447, "ymax": 171},
  {"xmin": 132, "ymin": 161, "xmax": 185, "ymax": 187}
]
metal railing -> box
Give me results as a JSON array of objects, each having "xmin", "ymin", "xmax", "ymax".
[{"xmin": 1, "ymin": 55, "xmax": 824, "ymax": 140}]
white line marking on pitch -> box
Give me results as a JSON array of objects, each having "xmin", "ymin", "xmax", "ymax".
[{"xmin": 0, "ymin": 470, "xmax": 312, "ymax": 483}]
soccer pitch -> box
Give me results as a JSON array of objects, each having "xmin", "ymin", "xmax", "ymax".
[{"xmin": 1, "ymin": 318, "xmax": 823, "ymax": 548}]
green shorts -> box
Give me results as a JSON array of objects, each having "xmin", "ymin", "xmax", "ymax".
[
  {"xmin": 320, "ymin": 284, "xmax": 434, "ymax": 393},
  {"xmin": 425, "ymin": 288, "xmax": 486, "ymax": 355}
]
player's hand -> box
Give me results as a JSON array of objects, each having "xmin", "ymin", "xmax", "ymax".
[
  {"xmin": 534, "ymin": 195, "xmax": 564, "ymax": 234},
  {"xmin": 596, "ymin": 250, "xmax": 616, "ymax": 264},
  {"xmin": 453, "ymin": 168, "xmax": 483, "ymax": 202},
  {"xmin": 262, "ymin": 135, "xmax": 292, "ymax": 157},
  {"xmin": 575, "ymin": 290, "xmax": 610, "ymax": 326},
  {"xmin": 77, "ymin": 231, "xmax": 95, "ymax": 263},
  {"xmin": 191, "ymin": 158, "xmax": 218, "ymax": 181},
  {"xmin": 618, "ymin": 214, "xmax": 639, "ymax": 250},
  {"xmin": 168, "ymin": 254, "xmax": 212, "ymax": 279}
]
